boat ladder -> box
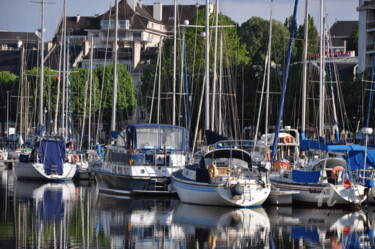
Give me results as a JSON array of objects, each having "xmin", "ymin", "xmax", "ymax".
[
  {"xmin": 243, "ymin": 185, "xmax": 251, "ymax": 201},
  {"xmin": 152, "ymin": 177, "xmax": 168, "ymax": 191}
]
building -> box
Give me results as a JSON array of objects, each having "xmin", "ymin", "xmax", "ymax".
[
  {"xmin": 328, "ymin": 20, "xmax": 357, "ymax": 53},
  {"xmin": 358, "ymin": 0, "xmax": 375, "ymax": 72},
  {"xmin": 51, "ymin": 0, "xmax": 205, "ymax": 124}
]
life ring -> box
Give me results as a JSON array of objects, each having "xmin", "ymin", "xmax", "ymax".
[
  {"xmin": 273, "ymin": 159, "xmax": 290, "ymax": 171},
  {"xmin": 208, "ymin": 165, "xmax": 218, "ymax": 178},
  {"xmin": 283, "ymin": 136, "xmax": 292, "ymax": 144},
  {"xmin": 332, "ymin": 166, "xmax": 345, "ymax": 180}
]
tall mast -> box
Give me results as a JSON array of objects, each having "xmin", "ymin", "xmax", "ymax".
[
  {"xmin": 318, "ymin": 0, "xmax": 325, "ymax": 138},
  {"xmin": 172, "ymin": 0, "xmax": 177, "ymax": 125},
  {"xmin": 265, "ymin": 0, "xmax": 273, "ymax": 151},
  {"xmin": 301, "ymin": 0, "xmax": 309, "ymax": 139},
  {"xmin": 111, "ymin": 0, "xmax": 119, "ymax": 132},
  {"xmin": 39, "ymin": 0, "xmax": 45, "ymax": 125},
  {"xmin": 210, "ymin": 0, "xmax": 219, "ymax": 130},
  {"xmin": 204, "ymin": 0, "xmax": 210, "ymax": 131}
]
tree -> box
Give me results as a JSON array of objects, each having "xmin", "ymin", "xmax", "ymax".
[
  {"xmin": 293, "ymin": 14, "xmax": 319, "ymax": 63},
  {"xmin": 70, "ymin": 68, "xmax": 99, "ymax": 125},
  {"xmin": 239, "ymin": 17, "xmax": 289, "ymax": 66},
  {"xmin": 94, "ymin": 64, "xmax": 136, "ymax": 128},
  {"xmin": 0, "ymin": 71, "xmax": 18, "ymax": 126},
  {"xmin": 347, "ymin": 26, "xmax": 358, "ymax": 54}
]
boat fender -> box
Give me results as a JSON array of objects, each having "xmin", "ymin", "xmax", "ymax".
[
  {"xmin": 76, "ymin": 155, "xmax": 80, "ymax": 163},
  {"xmin": 332, "ymin": 166, "xmax": 344, "ymax": 180},
  {"xmin": 230, "ymin": 182, "xmax": 243, "ymax": 196},
  {"xmin": 208, "ymin": 165, "xmax": 218, "ymax": 178},
  {"xmin": 343, "ymin": 179, "xmax": 352, "ymax": 189},
  {"xmin": 283, "ymin": 136, "xmax": 292, "ymax": 144}
]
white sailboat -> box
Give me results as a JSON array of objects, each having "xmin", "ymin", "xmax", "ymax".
[
  {"xmin": 14, "ymin": 0, "xmax": 76, "ymax": 181},
  {"xmin": 172, "ymin": 148, "xmax": 271, "ymax": 207}
]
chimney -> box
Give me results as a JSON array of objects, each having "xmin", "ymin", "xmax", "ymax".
[
  {"xmin": 128, "ymin": 0, "xmax": 137, "ymax": 11},
  {"xmin": 153, "ymin": 2, "xmax": 162, "ymax": 21},
  {"xmin": 76, "ymin": 14, "xmax": 80, "ymax": 23}
]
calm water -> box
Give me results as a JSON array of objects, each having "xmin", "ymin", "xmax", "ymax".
[{"xmin": 0, "ymin": 167, "xmax": 374, "ymax": 249}]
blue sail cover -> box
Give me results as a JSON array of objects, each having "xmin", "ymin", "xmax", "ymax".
[
  {"xmin": 343, "ymin": 150, "xmax": 375, "ymax": 170},
  {"xmin": 38, "ymin": 139, "xmax": 66, "ymax": 174},
  {"xmin": 292, "ymin": 170, "xmax": 320, "ymax": 183}
]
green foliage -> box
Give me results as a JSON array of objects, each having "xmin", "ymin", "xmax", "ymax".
[
  {"xmin": 70, "ymin": 68, "xmax": 99, "ymax": 123},
  {"xmin": 347, "ymin": 26, "xmax": 358, "ymax": 54},
  {"xmin": 26, "ymin": 66, "xmax": 59, "ymax": 113},
  {"xmin": 293, "ymin": 15, "xmax": 319, "ymax": 62},
  {"xmin": 239, "ymin": 17, "xmax": 289, "ymax": 66},
  {"xmin": 0, "ymin": 71, "xmax": 17, "ymax": 86},
  {"xmin": 94, "ymin": 64, "xmax": 136, "ymax": 123}
]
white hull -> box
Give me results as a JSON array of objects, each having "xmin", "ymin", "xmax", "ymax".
[
  {"xmin": 266, "ymin": 187, "xmax": 299, "ymax": 205},
  {"xmin": 172, "ymin": 172, "xmax": 271, "ymax": 207},
  {"xmin": 271, "ymin": 177, "xmax": 367, "ymax": 206},
  {"xmin": 14, "ymin": 162, "xmax": 76, "ymax": 181}
]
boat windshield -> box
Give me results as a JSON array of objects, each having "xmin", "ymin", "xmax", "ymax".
[
  {"xmin": 136, "ymin": 127, "xmax": 159, "ymax": 149},
  {"xmin": 160, "ymin": 127, "xmax": 183, "ymax": 150},
  {"xmin": 136, "ymin": 127, "xmax": 184, "ymax": 151}
]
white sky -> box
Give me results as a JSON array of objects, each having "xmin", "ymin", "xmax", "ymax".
[{"xmin": 0, "ymin": 0, "xmax": 358, "ymax": 40}]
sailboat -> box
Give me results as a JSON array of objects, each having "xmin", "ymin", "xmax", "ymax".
[
  {"xmin": 93, "ymin": 0, "xmax": 188, "ymax": 196},
  {"xmin": 14, "ymin": 0, "xmax": 76, "ymax": 181},
  {"xmin": 269, "ymin": 0, "xmax": 369, "ymax": 207},
  {"xmin": 171, "ymin": 0, "xmax": 271, "ymax": 208}
]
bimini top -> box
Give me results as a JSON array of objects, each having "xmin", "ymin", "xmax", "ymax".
[
  {"xmin": 126, "ymin": 124, "xmax": 186, "ymax": 152},
  {"xmin": 300, "ymin": 139, "xmax": 375, "ymax": 170},
  {"xmin": 204, "ymin": 148, "xmax": 252, "ymax": 165},
  {"xmin": 300, "ymin": 139, "xmax": 367, "ymax": 152}
]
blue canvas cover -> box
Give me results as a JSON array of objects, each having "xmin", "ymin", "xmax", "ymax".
[
  {"xmin": 292, "ymin": 170, "xmax": 320, "ymax": 183},
  {"xmin": 291, "ymin": 227, "xmax": 319, "ymax": 242},
  {"xmin": 38, "ymin": 139, "xmax": 66, "ymax": 174},
  {"xmin": 41, "ymin": 188, "xmax": 64, "ymax": 220},
  {"xmin": 343, "ymin": 149, "xmax": 375, "ymax": 170}
]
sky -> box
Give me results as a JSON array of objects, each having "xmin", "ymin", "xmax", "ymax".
[{"xmin": 0, "ymin": 0, "xmax": 359, "ymax": 40}]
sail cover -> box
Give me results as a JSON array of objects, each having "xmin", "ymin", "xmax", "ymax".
[{"xmin": 38, "ymin": 139, "xmax": 66, "ymax": 174}]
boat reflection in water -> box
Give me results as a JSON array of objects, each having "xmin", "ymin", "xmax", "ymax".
[
  {"xmin": 14, "ymin": 180, "xmax": 78, "ymax": 248},
  {"xmin": 94, "ymin": 195, "xmax": 184, "ymax": 248},
  {"xmin": 173, "ymin": 203, "xmax": 271, "ymax": 248},
  {"xmin": 267, "ymin": 205, "xmax": 372, "ymax": 248}
]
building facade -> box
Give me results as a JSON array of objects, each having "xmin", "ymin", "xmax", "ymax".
[{"xmin": 358, "ymin": 0, "xmax": 375, "ymax": 72}]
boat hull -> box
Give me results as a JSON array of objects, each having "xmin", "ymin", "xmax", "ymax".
[
  {"xmin": 94, "ymin": 165, "xmax": 179, "ymax": 196},
  {"xmin": 271, "ymin": 178, "xmax": 367, "ymax": 207},
  {"xmin": 171, "ymin": 171, "xmax": 270, "ymax": 207},
  {"xmin": 14, "ymin": 162, "xmax": 76, "ymax": 181}
]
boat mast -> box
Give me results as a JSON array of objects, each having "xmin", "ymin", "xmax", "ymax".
[
  {"xmin": 318, "ymin": 0, "xmax": 325, "ymax": 139},
  {"xmin": 301, "ymin": 0, "xmax": 309, "ymax": 140},
  {"xmin": 111, "ymin": 0, "xmax": 119, "ymax": 132},
  {"xmin": 172, "ymin": 0, "xmax": 177, "ymax": 125},
  {"xmin": 39, "ymin": 0, "xmax": 45, "ymax": 125},
  {"xmin": 265, "ymin": 0, "xmax": 273, "ymax": 152},
  {"xmin": 271, "ymin": 0, "xmax": 299, "ymax": 161},
  {"xmin": 210, "ymin": 0, "xmax": 219, "ymax": 131},
  {"xmin": 204, "ymin": 0, "xmax": 210, "ymax": 131}
]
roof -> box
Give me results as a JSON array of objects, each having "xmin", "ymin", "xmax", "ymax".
[
  {"xmin": 143, "ymin": 4, "xmax": 205, "ymax": 26},
  {"xmin": 329, "ymin": 21, "xmax": 357, "ymax": 38},
  {"xmin": 55, "ymin": 16, "xmax": 99, "ymax": 39},
  {"xmin": 0, "ymin": 31, "xmax": 39, "ymax": 43}
]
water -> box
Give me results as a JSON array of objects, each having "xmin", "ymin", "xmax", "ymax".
[{"xmin": 0, "ymin": 167, "xmax": 373, "ymax": 249}]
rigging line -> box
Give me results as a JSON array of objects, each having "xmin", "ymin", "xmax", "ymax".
[{"xmin": 325, "ymin": 35, "xmax": 340, "ymax": 142}]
